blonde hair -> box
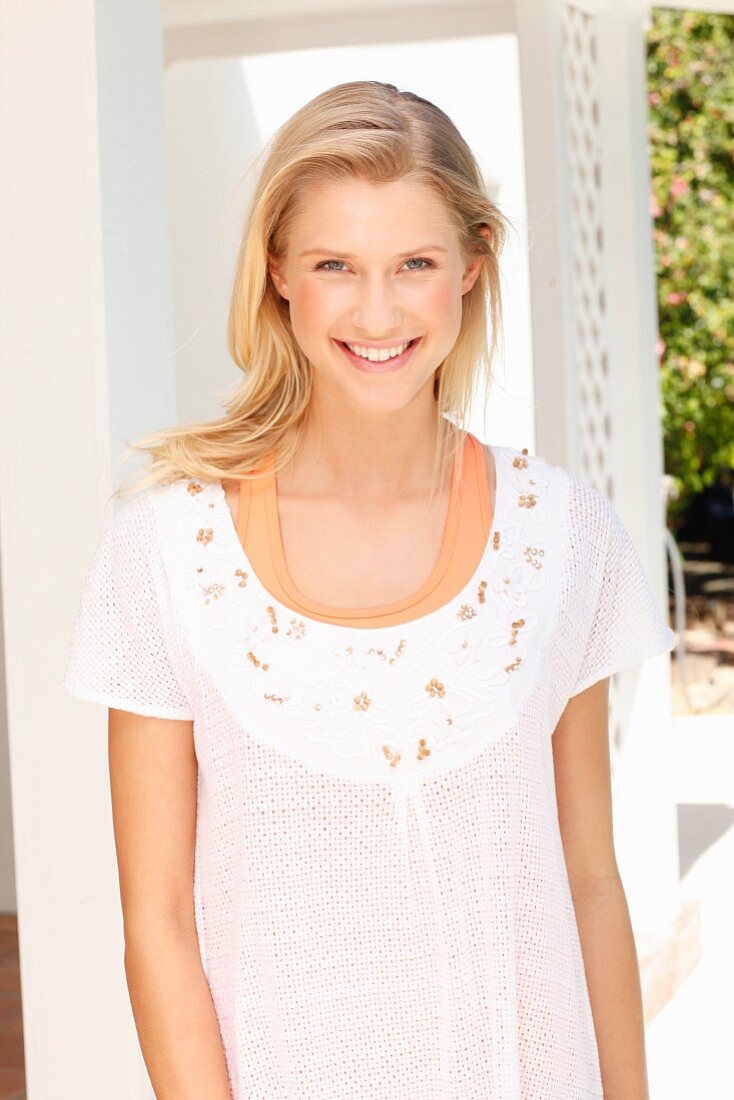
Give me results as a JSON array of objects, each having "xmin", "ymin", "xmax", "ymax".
[{"xmin": 116, "ymin": 80, "xmax": 511, "ymax": 507}]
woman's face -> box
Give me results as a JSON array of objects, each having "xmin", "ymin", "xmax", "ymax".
[{"xmin": 268, "ymin": 177, "xmax": 485, "ymax": 414}]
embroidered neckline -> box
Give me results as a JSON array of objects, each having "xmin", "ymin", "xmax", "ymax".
[
  {"xmin": 166, "ymin": 444, "xmax": 555, "ymax": 783},
  {"xmin": 204, "ymin": 442, "xmax": 509, "ymax": 641}
]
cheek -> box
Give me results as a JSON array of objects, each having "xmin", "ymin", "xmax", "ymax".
[
  {"xmin": 289, "ymin": 281, "xmax": 335, "ymax": 335},
  {"xmin": 417, "ymin": 280, "xmax": 462, "ymax": 331}
]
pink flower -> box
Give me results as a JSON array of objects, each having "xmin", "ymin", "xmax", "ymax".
[
  {"xmin": 667, "ymin": 291, "xmax": 685, "ymax": 305},
  {"xmin": 650, "ymin": 194, "xmax": 662, "ymax": 218},
  {"xmin": 649, "ymin": 92, "xmax": 661, "ymax": 105},
  {"xmin": 655, "ymin": 337, "xmax": 666, "ymax": 359},
  {"xmin": 670, "ymin": 176, "xmax": 689, "ymax": 199}
]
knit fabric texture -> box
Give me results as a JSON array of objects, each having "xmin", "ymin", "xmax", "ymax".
[{"xmin": 63, "ymin": 442, "xmax": 676, "ymax": 1099}]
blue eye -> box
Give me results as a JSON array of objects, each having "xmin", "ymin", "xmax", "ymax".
[{"xmin": 315, "ymin": 257, "xmax": 434, "ymax": 272}]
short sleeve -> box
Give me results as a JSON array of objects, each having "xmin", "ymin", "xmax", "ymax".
[
  {"xmin": 569, "ymin": 481, "xmax": 676, "ymax": 697},
  {"xmin": 62, "ymin": 492, "xmax": 195, "ymax": 720}
]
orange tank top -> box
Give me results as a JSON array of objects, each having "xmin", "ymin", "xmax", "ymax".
[{"xmin": 235, "ymin": 432, "xmax": 492, "ymax": 628}]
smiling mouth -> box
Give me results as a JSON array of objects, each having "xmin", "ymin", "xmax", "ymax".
[
  {"xmin": 338, "ymin": 338, "xmax": 418, "ymax": 363},
  {"xmin": 334, "ymin": 336, "xmax": 422, "ymax": 374}
]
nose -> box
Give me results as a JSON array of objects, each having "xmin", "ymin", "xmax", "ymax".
[{"xmin": 350, "ymin": 273, "xmax": 403, "ymax": 338}]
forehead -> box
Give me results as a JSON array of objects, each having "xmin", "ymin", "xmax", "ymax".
[{"xmin": 288, "ymin": 177, "xmax": 458, "ymax": 248}]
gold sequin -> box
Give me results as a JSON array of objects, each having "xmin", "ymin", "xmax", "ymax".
[
  {"xmin": 354, "ymin": 639, "xmax": 407, "ymax": 664},
  {"xmin": 417, "ymin": 738, "xmax": 431, "ymax": 761},
  {"xmin": 524, "ymin": 546, "xmax": 545, "ymax": 570},
  {"xmin": 512, "ymin": 448, "xmax": 529, "ymax": 469},
  {"xmin": 285, "ymin": 619, "xmax": 306, "ymax": 640},
  {"xmin": 235, "ymin": 568, "xmax": 249, "ymax": 587},
  {"xmin": 197, "ymin": 526, "xmax": 214, "ymax": 545},
  {"xmin": 382, "ymin": 745, "xmax": 401, "ymax": 768},
  {"xmin": 478, "ymin": 579, "xmax": 488, "ymax": 604},
  {"xmin": 247, "ymin": 650, "xmax": 270, "ymax": 671},
  {"xmin": 202, "ymin": 582, "xmax": 225, "ymax": 604},
  {"xmin": 457, "ymin": 603, "xmax": 478, "ymax": 621},
  {"xmin": 509, "ymin": 617, "xmax": 526, "ymax": 646},
  {"xmin": 505, "ymin": 656, "xmax": 522, "ymax": 672},
  {"xmin": 493, "ymin": 530, "xmax": 501, "ymax": 550},
  {"xmin": 264, "ymin": 692, "xmax": 289, "ymax": 703},
  {"xmin": 353, "ymin": 691, "xmax": 371, "ymax": 711},
  {"xmin": 266, "ymin": 606, "xmax": 279, "ymax": 634},
  {"xmin": 187, "ymin": 481, "xmax": 204, "ymax": 495},
  {"xmin": 518, "ymin": 493, "xmax": 537, "ymax": 509},
  {"xmin": 425, "ymin": 678, "xmax": 445, "ymax": 699}
]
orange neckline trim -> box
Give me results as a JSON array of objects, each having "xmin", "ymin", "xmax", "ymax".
[{"xmin": 235, "ymin": 433, "xmax": 490, "ymax": 622}]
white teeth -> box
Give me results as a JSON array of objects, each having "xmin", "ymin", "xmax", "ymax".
[{"xmin": 344, "ymin": 340, "xmax": 411, "ymax": 362}]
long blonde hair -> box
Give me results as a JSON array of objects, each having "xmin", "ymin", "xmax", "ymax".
[{"xmin": 116, "ymin": 80, "xmax": 511, "ymax": 507}]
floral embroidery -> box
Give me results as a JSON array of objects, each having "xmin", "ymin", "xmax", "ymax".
[
  {"xmin": 247, "ymin": 650, "xmax": 270, "ymax": 671},
  {"xmin": 457, "ymin": 603, "xmax": 478, "ymax": 622},
  {"xmin": 202, "ymin": 582, "xmax": 225, "ymax": 605},
  {"xmin": 425, "ymin": 678, "xmax": 445, "ymax": 699},
  {"xmin": 524, "ymin": 546, "xmax": 545, "ymax": 570},
  {"xmin": 285, "ymin": 618, "xmax": 307, "ymax": 640},
  {"xmin": 382, "ymin": 744, "xmax": 401, "ymax": 768},
  {"xmin": 165, "ymin": 443, "xmax": 556, "ymax": 781}
]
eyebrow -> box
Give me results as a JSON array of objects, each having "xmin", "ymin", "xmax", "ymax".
[{"xmin": 298, "ymin": 245, "xmax": 449, "ymax": 259}]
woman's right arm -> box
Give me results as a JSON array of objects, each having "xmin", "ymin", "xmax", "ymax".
[{"xmin": 108, "ymin": 707, "xmax": 232, "ymax": 1099}]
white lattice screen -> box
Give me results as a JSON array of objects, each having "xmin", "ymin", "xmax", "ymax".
[
  {"xmin": 561, "ymin": 3, "xmax": 614, "ymax": 501},
  {"xmin": 561, "ymin": 2, "xmax": 629, "ymax": 752}
]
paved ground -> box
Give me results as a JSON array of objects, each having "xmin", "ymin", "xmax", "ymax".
[{"xmin": 646, "ymin": 713, "xmax": 734, "ymax": 1097}]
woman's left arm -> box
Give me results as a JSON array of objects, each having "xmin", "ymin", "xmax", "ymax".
[{"xmin": 553, "ymin": 678, "xmax": 650, "ymax": 1100}]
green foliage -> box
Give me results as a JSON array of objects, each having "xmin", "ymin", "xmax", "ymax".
[{"xmin": 646, "ymin": 9, "xmax": 734, "ymax": 524}]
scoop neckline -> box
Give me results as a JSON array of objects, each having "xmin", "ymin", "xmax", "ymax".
[
  {"xmin": 212, "ymin": 440, "xmax": 508, "ymax": 639},
  {"xmin": 259, "ymin": 432, "xmax": 481, "ymax": 621}
]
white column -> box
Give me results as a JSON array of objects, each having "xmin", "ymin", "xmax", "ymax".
[
  {"xmin": 0, "ymin": 1, "xmax": 177, "ymax": 1094},
  {"xmin": 163, "ymin": 57, "xmax": 261, "ymax": 422},
  {"xmin": 516, "ymin": 0, "xmax": 681, "ymax": 1000}
]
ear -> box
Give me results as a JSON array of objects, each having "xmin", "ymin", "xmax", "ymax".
[
  {"xmin": 461, "ymin": 225, "xmax": 491, "ymax": 295},
  {"xmin": 268, "ymin": 258, "xmax": 290, "ymax": 301}
]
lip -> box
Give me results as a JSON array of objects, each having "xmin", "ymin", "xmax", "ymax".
[{"xmin": 334, "ymin": 337, "xmax": 422, "ymax": 374}]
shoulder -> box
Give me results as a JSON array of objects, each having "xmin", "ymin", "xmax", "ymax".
[
  {"xmin": 500, "ymin": 444, "xmax": 618, "ymax": 526},
  {"xmin": 99, "ymin": 475, "xmax": 224, "ymax": 561}
]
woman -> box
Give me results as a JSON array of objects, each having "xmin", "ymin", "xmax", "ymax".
[{"xmin": 63, "ymin": 80, "xmax": 675, "ymax": 1099}]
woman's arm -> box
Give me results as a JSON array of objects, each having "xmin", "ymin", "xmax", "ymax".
[
  {"xmin": 552, "ymin": 679, "xmax": 650, "ymax": 1100},
  {"xmin": 109, "ymin": 708, "xmax": 232, "ymax": 1099}
]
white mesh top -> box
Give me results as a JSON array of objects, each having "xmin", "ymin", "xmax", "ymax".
[{"xmin": 62, "ymin": 442, "xmax": 676, "ymax": 1099}]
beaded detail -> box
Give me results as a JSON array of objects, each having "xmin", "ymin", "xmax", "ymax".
[{"xmin": 165, "ymin": 445, "xmax": 554, "ymax": 783}]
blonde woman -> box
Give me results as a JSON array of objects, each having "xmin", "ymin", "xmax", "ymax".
[{"xmin": 63, "ymin": 81, "xmax": 674, "ymax": 1099}]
